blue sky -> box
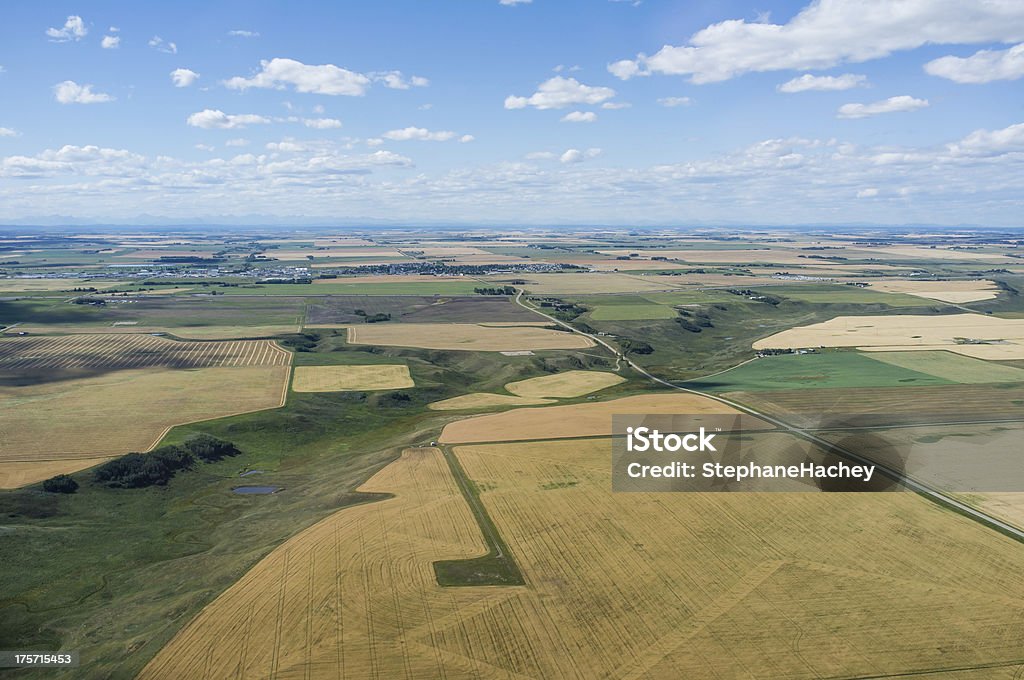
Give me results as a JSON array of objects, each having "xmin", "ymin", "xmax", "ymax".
[{"xmin": 0, "ymin": 1, "xmax": 1022, "ymax": 226}]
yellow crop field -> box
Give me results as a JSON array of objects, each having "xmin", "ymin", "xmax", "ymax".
[
  {"xmin": 754, "ymin": 313, "xmax": 1024, "ymax": 359},
  {"xmin": 868, "ymin": 279, "xmax": 999, "ymax": 303},
  {"xmin": 439, "ymin": 393, "xmax": 749, "ymax": 443},
  {"xmin": 142, "ymin": 438, "xmax": 1024, "ymax": 679},
  {"xmin": 504, "ymin": 370, "xmax": 624, "ymax": 398},
  {"xmin": 347, "ymin": 323, "xmax": 594, "ymax": 351},
  {"xmin": 291, "ymin": 364, "xmax": 413, "ymax": 392},
  {"xmin": 427, "ymin": 393, "xmax": 554, "ymax": 410},
  {"xmin": 0, "ymin": 278, "xmax": 124, "ymax": 292},
  {"xmin": 0, "ymin": 366, "xmax": 291, "ymax": 488}
]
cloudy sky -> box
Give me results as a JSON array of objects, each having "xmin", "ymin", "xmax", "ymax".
[{"xmin": 1, "ymin": 1, "xmax": 1023, "ymax": 227}]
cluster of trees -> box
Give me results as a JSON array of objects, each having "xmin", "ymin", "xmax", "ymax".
[
  {"xmin": 675, "ymin": 309, "xmax": 715, "ymax": 333},
  {"xmin": 281, "ymin": 332, "xmax": 320, "ymax": 352},
  {"xmin": 620, "ymin": 338, "xmax": 654, "ymax": 355},
  {"xmin": 42, "ymin": 474, "xmax": 78, "ymax": 494},
  {"xmin": 90, "ymin": 435, "xmax": 242, "ymax": 489},
  {"xmin": 354, "ymin": 310, "xmax": 391, "ymax": 323},
  {"xmin": 474, "ymin": 286, "xmax": 516, "ymax": 295}
]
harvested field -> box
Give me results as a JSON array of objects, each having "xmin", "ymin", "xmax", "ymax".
[
  {"xmin": 504, "ymin": 370, "xmax": 625, "ymax": 398},
  {"xmin": 753, "ymin": 313, "xmax": 1024, "ymax": 359},
  {"xmin": 143, "ymin": 438, "xmax": 1024, "ymax": 679},
  {"xmin": 863, "ymin": 246, "xmax": 1013, "ymax": 262},
  {"xmin": 0, "ymin": 334, "xmax": 290, "ymax": 372},
  {"xmin": 291, "ymin": 364, "xmax": 413, "ymax": 392},
  {"xmin": 865, "ymin": 350, "xmax": 1024, "ymax": 383},
  {"xmin": 440, "ymin": 393, "xmax": 751, "ymax": 443},
  {"xmin": 868, "ymin": 279, "xmax": 999, "ymax": 303},
  {"xmin": 428, "ymin": 393, "xmax": 555, "ymax": 410},
  {"xmin": 0, "ymin": 366, "xmax": 291, "ymax": 487},
  {"xmin": 347, "ymin": 323, "xmax": 593, "ymax": 352}
]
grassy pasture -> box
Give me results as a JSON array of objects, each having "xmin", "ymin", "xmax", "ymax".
[
  {"xmin": 684, "ymin": 352, "xmax": 953, "ymax": 392},
  {"xmin": 291, "ymin": 364, "xmax": 414, "ymax": 392},
  {"xmin": 865, "ymin": 350, "xmax": 1024, "ymax": 383},
  {"xmin": 504, "ymin": 369, "xmax": 625, "ymax": 398},
  {"xmin": 427, "ymin": 392, "xmax": 555, "ymax": 410},
  {"xmin": 347, "ymin": 323, "xmax": 594, "ymax": 351},
  {"xmin": 589, "ymin": 304, "xmax": 677, "ymax": 320},
  {"xmin": 218, "ymin": 280, "xmax": 483, "ymax": 295},
  {"xmin": 764, "ymin": 284, "xmax": 933, "ymax": 307},
  {"xmin": 305, "ymin": 295, "xmax": 536, "ymax": 325}
]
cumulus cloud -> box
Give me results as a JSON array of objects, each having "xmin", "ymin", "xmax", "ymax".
[
  {"xmin": 609, "ymin": 1, "xmax": 1024, "ymax": 83},
  {"xmin": 225, "ymin": 58, "xmax": 371, "ymax": 96},
  {"xmin": 778, "ymin": 73, "xmax": 867, "ymax": 92},
  {"xmin": 53, "ymin": 81, "xmax": 114, "ymax": 104},
  {"xmin": 0, "ymin": 127, "xmax": 18, "ymax": 137},
  {"xmin": 947, "ymin": 122, "xmax": 1024, "ymax": 157},
  {"xmin": 228, "ymin": 29, "xmax": 260, "ymax": 38},
  {"xmin": 505, "ymin": 76, "xmax": 616, "ymax": 110},
  {"xmin": 601, "ymin": 101, "xmax": 631, "ymax": 109},
  {"xmin": 170, "ymin": 68, "xmax": 200, "ymax": 88},
  {"xmin": 195, "ymin": 144, "xmax": 215, "ymax": 152},
  {"xmin": 46, "ymin": 15, "xmax": 87, "ymax": 42},
  {"xmin": 925, "ymin": 43, "xmax": 1024, "ymax": 83},
  {"xmin": 382, "ymin": 127, "xmax": 459, "ymax": 141},
  {"xmin": 658, "ymin": 96, "xmax": 692, "ymax": 107},
  {"xmin": 856, "ymin": 187, "xmax": 879, "ymax": 198},
  {"xmin": 561, "ymin": 111, "xmax": 597, "ymax": 123},
  {"xmin": 560, "ymin": 148, "xmax": 602, "ymax": 164},
  {"xmin": 500, "ymin": 0, "xmax": 532, "ymax": 5},
  {"xmin": 148, "ymin": 36, "xmax": 177, "ymax": 54},
  {"xmin": 459, "ymin": 135, "xmax": 475, "ymax": 143},
  {"xmin": 101, "ymin": 35, "xmax": 120, "ymax": 49},
  {"xmin": 225, "ymin": 138, "xmax": 250, "ymax": 147},
  {"xmin": 837, "ymin": 95, "xmax": 928, "ymax": 119},
  {"xmin": 303, "ymin": 117, "xmax": 343, "ymax": 129},
  {"xmin": 186, "ymin": 109, "xmax": 271, "ymax": 129},
  {"xmin": 372, "ymin": 71, "xmax": 430, "ymax": 89}
]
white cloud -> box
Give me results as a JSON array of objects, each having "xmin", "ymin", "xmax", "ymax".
[
  {"xmin": 658, "ymin": 96, "xmax": 693, "ymax": 107},
  {"xmin": 228, "ymin": 29, "xmax": 260, "ymax": 38},
  {"xmin": 170, "ymin": 68, "xmax": 200, "ymax": 88},
  {"xmin": 46, "ymin": 15, "xmax": 87, "ymax": 42},
  {"xmin": 366, "ymin": 138, "xmax": 384, "ymax": 147},
  {"xmin": 526, "ymin": 151, "xmax": 556, "ymax": 160},
  {"xmin": 372, "ymin": 71, "xmax": 429, "ymax": 89},
  {"xmin": 382, "ymin": 127, "xmax": 458, "ymax": 141},
  {"xmin": 186, "ymin": 109, "xmax": 271, "ymax": 129},
  {"xmin": 195, "ymin": 144, "xmax": 215, "ymax": 152},
  {"xmin": 947, "ymin": 122, "xmax": 1024, "ymax": 157},
  {"xmin": 856, "ymin": 187, "xmax": 879, "ymax": 198},
  {"xmin": 925, "ymin": 43, "xmax": 1024, "ymax": 83},
  {"xmin": 500, "ymin": 0, "xmax": 532, "ymax": 5},
  {"xmin": 225, "ymin": 138, "xmax": 250, "ymax": 147},
  {"xmin": 609, "ymin": 1, "xmax": 1024, "ymax": 83},
  {"xmin": 148, "ymin": 36, "xmax": 177, "ymax": 54},
  {"xmin": 225, "ymin": 58, "xmax": 371, "ymax": 96},
  {"xmin": 101, "ymin": 35, "xmax": 120, "ymax": 49},
  {"xmin": 303, "ymin": 117, "xmax": 343, "ymax": 129},
  {"xmin": 778, "ymin": 73, "xmax": 867, "ymax": 93},
  {"xmin": 459, "ymin": 134, "xmax": 475, "ymax": 143},
  {"xmin": 108, "ymin": 26, "xmax": 119, "ymax": 33},
  {"xmin": 505, "ymin": 76, "xmax": 616, "ymax": 110},
  {"xmin": 53, "ymin": 81, "xmax": 114, "ymax": 104},
  {"xmin": 0, "ymin": 127, "xmax": 18, "ymax": 137},
  {"xmin": 837, "ymin": 95, "xmax": 928, "ymax": 119},
  {"xmin": 560, "ymin": 148, "xmax": 602, "ymax": 164},
  {"xmin": 561, "ymin": 111, "xmax": 597, "ymax": 123},
  {"xmin": 601, "ymin": 101, "xmax": 631, "ymax": 109}
]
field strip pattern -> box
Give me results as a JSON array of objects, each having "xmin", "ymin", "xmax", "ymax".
[{"xmin": 0, "ymin": 334, "xmax": 290, "ymax": 370}]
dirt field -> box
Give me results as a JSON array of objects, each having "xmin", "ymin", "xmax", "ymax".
[
  {"xmin": 427, "ymin": 393, "xmax": 555, "ymax": 410},
  {"xmin": 868, "ymin": 279, "xmax": 999, "ymax": 303},
  {"xmin": 754, "ymin": 313, "xmax": 1024, "ymax": 359},
  {"xmin": 291, "ymin": 365, "xmax": 413, "ymax": 392},
  {"xmin": 141, "ymin": 439, "xmax": 1024, "ymax": 679},
  {"xmin": 0, "ymin": 334, "xmax": 290, "ymax": 372},
  {"xmin": 347, "ymin": 323, "xmax": 594, "ymax": 351},
  {"xmin": 504, "ymin": 370, "xmax": 624, "ymax": 398},
  {"xmin": 439, "ymin": 393, "xmax": 751, "ymax": 443},
  {"xmin": 0, "ymin": 366, "xmax": 291, "ymax": 487}
]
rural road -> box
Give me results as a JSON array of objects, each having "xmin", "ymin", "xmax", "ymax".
[{"xmin": 513, "ymin": 290, "xmax": 1024, "ymax": 543}]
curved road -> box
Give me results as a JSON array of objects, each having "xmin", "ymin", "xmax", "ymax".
[{"xmin": 514, "ymin": 290, "xmax": 1024, "ymax": 543}]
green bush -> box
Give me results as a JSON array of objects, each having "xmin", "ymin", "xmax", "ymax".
[{"xmin": 42, "ymin": 474, "xmax": 79, "ymax": 494}]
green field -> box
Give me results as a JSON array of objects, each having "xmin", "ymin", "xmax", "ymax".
[
  {"xmin": 589, "ymin": 304, "xmax": 677, "ymax": 320},
  {"xmin": 762, "ymin": 284, "xmax": 935, "ymax": 307},
  {"xmin": 865, "ymin": 350, "xmax": 1024, "ymax": 384},
  {"xmin": 683, "ymin": 351, "xmax": 955, "ymax": 392},
  {"xmin": 218, "ymin": 281, "xmax": 483, "ymax": 296}
]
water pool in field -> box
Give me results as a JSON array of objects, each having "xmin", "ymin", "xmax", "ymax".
[{"xmin": 232, "ymin": 485, "xmax": 281, "ymax": 495}]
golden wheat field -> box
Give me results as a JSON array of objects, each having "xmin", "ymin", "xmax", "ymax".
[
  {"xmin": 0, "ymin": 366, "xmax": 290, "ymax": 488},
  {"xmin": 427, "ymin": 393, "xmax": 554, "ymax": 410},
  {"xmin": 439, "ymin": 393, "xmax": 747, "ymax": 443},
  {"xmin": 140, "ymin": 437, "xmax": 1024, "ymax": 679},
  {"xmin": 291, "ymin": 365, "xmax": 414, "ymax": 392},
  {"xmin": 753, "ymin": 313, "xmax": 1024, "ymax": 359},
  {"xmin": 347, "ymin": 323, "xmax": 594, "ymax": 351},
  {"xmin": 504, "ymin": 370, "xmax": 625, "ymax": 398},
  {"xmin": 868, "ymin": 279, "xmax": 999, "ymax": 303}
]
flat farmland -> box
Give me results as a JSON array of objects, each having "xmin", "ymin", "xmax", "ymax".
[
  {"xmin": 589, "ymin": 304, "xmax": 677, "ymax": 320},
  {"xmin": 305, "ymin": 295, "xmax": 538, "ymax": 325},
  {"xmin": 0, "ymin": 334, "xmax": 290, "ymax": 373},
  {"xmin": 504, "ymin": 370, "xmax": 625, "ymax": 398},
  {"xmin": 865, "ymin": 350, "xmax": 1024, "ymax": 383},
  {"xmin": 492, "ymin": 273, "xmax": 682, "ymax": 295},
  {"xmin": 868, "ymin": 279, "xmax": 999, "ymax": 303},
  {"xmin": 291, "ymin": 364, "xmax": 413, "ymax": 392},
  {"xmin": 347, "ymin": 323, "xmax": 594, "ymax": 352},
  {"xmin": 0, "ymin": 365, "xmax": 291, "ymax": 487},
  {"xmin": 141, "ymin": 437, "xmax": 1024, "ymax": 679}
]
